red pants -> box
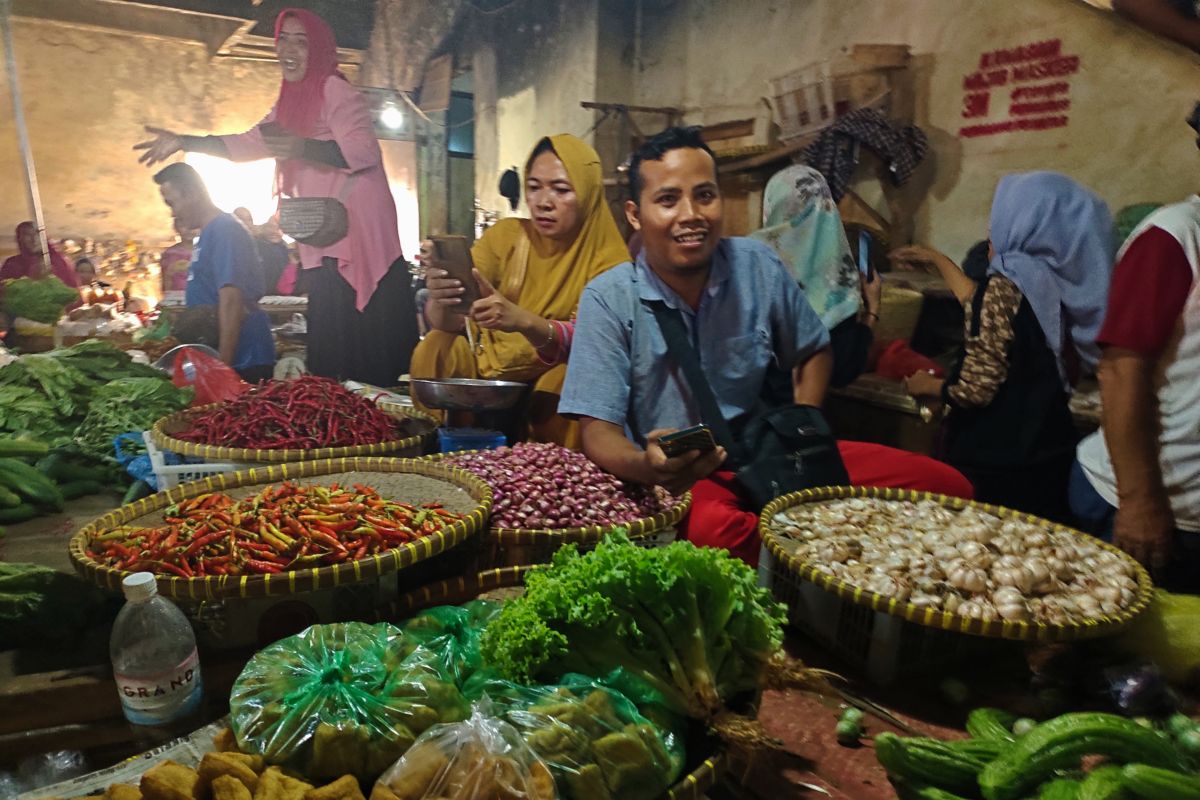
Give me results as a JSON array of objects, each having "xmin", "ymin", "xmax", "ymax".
[{"xmin": 677, "ymin": 441, "xmax": 974, "ymax": 566}]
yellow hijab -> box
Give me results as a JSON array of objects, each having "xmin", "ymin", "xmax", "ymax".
[{"xmin": 475, "ymin": 134, "xmax": 629, "ymax": 380}]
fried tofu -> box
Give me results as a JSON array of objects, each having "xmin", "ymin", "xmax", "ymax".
[
  {"xmin": 104, "ymin": 784, "xmax": 143, "ymax": 800},
  {"xmin": 304, "ymin": 775, "xmax": 365, "ymax": 800},
  {"xmin": 253, "ymin": 767, "xmax": 314, "ymax": 800},
  {"xmin": 212, "ymin": 776, "xmax": 254, "ymax": 800},
  {"xmin": 141, "ymin": 761, "xmax": 201, "ymax": 800},
  {"xmin": 212, "ymin": 728, "xmax": 239, "ymax": 753},
  {"xmin": 199, "ymin": 753, "xmax": 261, "ymax": 795}
]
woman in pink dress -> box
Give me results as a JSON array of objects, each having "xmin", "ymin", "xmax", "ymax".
[{"xmin": 134, "ymin": 8, "xmax": 417, "ymax": 386}]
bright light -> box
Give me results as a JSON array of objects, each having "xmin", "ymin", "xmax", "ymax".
[
  {"xmin": 380, "ymin": 104, "xmax": 405, "ymax": 130},
  {"xmin": 184, "ymin": 153, "xmax": 277, "ymax": 224}
]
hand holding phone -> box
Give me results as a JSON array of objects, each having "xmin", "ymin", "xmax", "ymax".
[
  {"xmin": 428, "ymin": 235, "xmax": 480, "ymax": 313},
  {"xmin": 657, "ymin": 424, "xmax": 717, "ymax": 458}
]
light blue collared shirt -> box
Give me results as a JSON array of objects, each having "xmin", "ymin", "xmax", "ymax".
[{"xmin": 559, "ymin": 237, "xmax": 830, "ymax": 445}]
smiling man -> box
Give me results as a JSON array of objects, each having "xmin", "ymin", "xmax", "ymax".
[{"xmin": 558, "ymin": 126, "xmax": 833, "ymax": 563}]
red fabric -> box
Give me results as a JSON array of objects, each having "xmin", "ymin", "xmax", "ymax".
[
  {"xmin": 838, "ymin": 440, "xmax": 975, "ymax": 498},
  {"xmin": 1, "ymin": 222, "xmax": 80, "ymax": 289},
  {"xmin": 273, "ymin": 8, "xmax": 346, "ymax": 193},
  {"xmin": 678, "ymin": 471, "xmax": 762, "ymax": 567},
  {"xmin": 678, "ymin": 444, "xmax": 973, "ymax": 567},
  {"xmin": 1097, "ymin": 226, "xmax": 1194, "ymax": 357},
  {"xmin": 874, "ymin": 339, "xmax": 945, "ymax": 380}
]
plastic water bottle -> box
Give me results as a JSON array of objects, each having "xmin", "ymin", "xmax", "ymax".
[{"xmin": 110, "ymin": 573, "xmax": 203, "ymax": 729}]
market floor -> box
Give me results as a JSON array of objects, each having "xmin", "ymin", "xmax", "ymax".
[{"xmin": 1, "ymin": 492, "xmax": 122, "ymax": 572}]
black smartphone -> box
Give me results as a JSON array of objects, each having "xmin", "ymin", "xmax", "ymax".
[
  {"xmin": 658, "ymin": 424, "xmax": 717, "ymax": 457},
  {"xmin": 429, "ymin": 235, "xmax": 480, "ymax": 312}
]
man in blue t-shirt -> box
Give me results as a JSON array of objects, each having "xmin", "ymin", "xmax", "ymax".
[{"xmin": 153, "ymin": 163, "xmax": 275, "ymax": 381}]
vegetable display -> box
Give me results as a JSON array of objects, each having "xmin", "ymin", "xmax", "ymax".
[
  {"xmin": 2, "ymin": 275, "xmax": 78, "ymax": 323},
  {"xmin": 480, "ymin": 532, "xmax": 790, "ymax": 722},
  {"xmin": 768, "ymin": 498, "xmax": 1141, "ymax": 624},
  {"xmin": 173, "ymin": 376, "xmax": 415, "ymax": 450},
  {"xmin": 75, "ymin": 377, "xmax": 192, "ymax": 461},
  {"xmin": 230, "ymin": 622, "xmax": 471, "ymax": 782},
  {"xmin": 445, "ymin": 443, "xmax": 674, "ymax": 530},
  {"xmin": 0, "ymin": 340, "xmax": 170, "ymax": 448},
  {"xmin": 85, "ymin": 482, "xmax": 466, "ymax": 578}
]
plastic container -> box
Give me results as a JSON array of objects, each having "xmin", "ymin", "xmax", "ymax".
[
  {"xmin": 438, "ymin": 427, "xmax": 506, "ymax": 453},
  {"xmin": 110, "ymin": 572, "xmax": 204, "ymax": 726}
]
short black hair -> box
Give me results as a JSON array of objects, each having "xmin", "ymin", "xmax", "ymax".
[
  {"xmin": 627, "ymin": 126, "xmax": 716, "ymax": 205},
  {"xmin": 525, "ymin": 137, "xmax": 557, "ymax": 173},
  {"xmin": 75, "ymin": 257, "xmax": 95, "ymax": 270},
  {"xmin": 153, "ymin": 162, "xmax": 211, "ymax": 202}
]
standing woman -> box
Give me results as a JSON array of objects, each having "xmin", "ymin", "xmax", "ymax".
[
  {"xmin": 896, "ymin": 172, "xmax": 1114, "ymax": 521},
  {"xmin": 134, "ymin": 8, "xmax": 416, "ymax": 386}
]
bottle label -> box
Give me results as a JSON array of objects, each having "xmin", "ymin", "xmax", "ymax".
[{"xmin": 115, "ymin": 649, "xmax": 203, "ymax": 725}]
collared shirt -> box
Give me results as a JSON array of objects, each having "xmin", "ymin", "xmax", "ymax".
[{"xmin": 559, "ymin": 237, "xmax": 830, "ymax": 445}]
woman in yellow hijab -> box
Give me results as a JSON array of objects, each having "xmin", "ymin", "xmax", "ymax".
[{"xmin": 413, "ymin": 134, "xmax": 629, "ymax": 447}]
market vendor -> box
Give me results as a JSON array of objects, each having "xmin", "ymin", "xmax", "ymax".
[
  {"xmin": 1, "ymin": 222, "xmax": 81, "ymax": 289},
  {"xmin": 896, "ymin": 172, "xmax": 1114, "ymax": 523},
  {"xmin": 152, "ymin": 162, "xmax": 275, "ymax": 382},
  {"xmin": 559, "ymin": 126, "xmax": 972, "ymax": 565},
  {"xmin": 412, "ymin": 134, "xmax": 630, "ymax": 447},
  {"xmin": 160, "ymin": 219, "xmax": 196, "ymax": 294}
]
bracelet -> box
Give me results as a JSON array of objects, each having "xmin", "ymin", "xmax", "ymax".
[
  {"xmin": 865, "ymin": 312, "xmax": 880, "ymax": 321},
  {"xmin": 535, "ymin": 321, "xmax": 555, "ymax": 350}
]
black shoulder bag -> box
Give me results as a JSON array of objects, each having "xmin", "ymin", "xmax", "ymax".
[{"xmin": 649, "ymin": 302, "xmax": 849, "ymax": 510}]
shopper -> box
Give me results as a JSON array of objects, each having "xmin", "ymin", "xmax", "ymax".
[
  {"xmin": 414, "ymin": 134, "xmax": 629, "ymax": 447},
  {"xmin": 134, "ymin": 8, "xmax": 416, "ymax": 386},
  {"xmin": 153, "ymin": 162, "xmax": 275, "ymax": 382},
  {"xmin": 1, "ymin": 222, "xmax": 80, "ymax": 288},
  {"xmin": 897, "ymin": 173, "xmax": 1113, "ymax": 522},
  {"xmin": 560, "ymin": 127, "xmax": 971, "ymax": 565}
]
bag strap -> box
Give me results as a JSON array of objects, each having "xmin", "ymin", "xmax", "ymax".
[{"xmin": 647, "ymin": 300, "xmax": 744, "ymax": 461}]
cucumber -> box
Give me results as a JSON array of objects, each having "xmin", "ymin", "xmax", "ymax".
[
  {"xmin": 39, "ymin": 455, "xmax": 112, "ymax": 484},
  {"xmin": 874, "ymin": 733, "xmax": 992, "ymax": 794},
  {"xmin": 0, "ymin": 436, "xmax": 50, "ymax": 459},
  {"xmin": 0, "ymin": 485, "xmax": 21, "ymax": 508},
  {"xmin": 0, "ymin": 458, "xmax": 64, "ymax": 510},
  {"xmin": 980, "ymin": 713, "xmax": 1188, "ymax": 800},
  {"xmin": 58, "ymin": 480, "xmax": 106, "ymax": 500},
  {"xmin": 968, "ymin": 708, "xmax": 1020, "ymax": 743},
  {"xmin": 1038, "ymin": 778, "xmax": 1082, "ymax": 800},
  {"xmin": 1121, "ymin": 763, "xmax": 1200, "ymax": 800},
  {"xmin": 1079, "ymin": 765, "xmax": 1128, "ymax": 800},
  {"xmin": 0, "ymin": 504, "xmax": 41, "ymax": 524},
  {"xmin": 896, "ymin": 783, "xmax": 974, "ymax": 800},
  {"xmin": 122, "ymin": 479, "xmax": 152, "ymax": 505}
]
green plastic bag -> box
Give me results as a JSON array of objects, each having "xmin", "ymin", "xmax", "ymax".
[
  {"xmin": 463, "ymin": 674, "xmax": 685, "ymax": 800},
  {"xmin": 229, "ymin": 622, "xmax": 472, "ymax": 783},
  {"xmin": 396, "ymin": 600, "xmax": 503, "ymax": 687},
  {"xmin": 1115, "ymin": 590, "xmax": 1200, "ymax": 685}
]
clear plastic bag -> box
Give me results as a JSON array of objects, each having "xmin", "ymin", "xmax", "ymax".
[
  {"xmin": 369, "ymin": 706, "xmax": 556, "ymax": 800},
  {"xmin": 397, "ymin": 602, "xmax": 504, "ymax": 687},
  {"xmin": 229, "ymin": 622, "xmax": 472, "ymax": 783},
  {"xmin": 461, "ymin": 677, "xmax": 683, "ymax": 800}
]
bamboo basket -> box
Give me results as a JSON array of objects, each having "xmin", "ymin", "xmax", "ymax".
[
  {"xmin": 422, "ymin": 452, "xmax": 691, "ymax": 566},
  {"xmin": 150, "ymin": 404, "xmax": 437, "ymax": 463},
  {"xmin": 389, "ymin": 567, "xmax": 724, "ymax": 800},
  {"xmin": 68, "ymin": 457, "xmax": 492, "ymax": 601},
  {"xmin": 760, "ymin": 486, "xmax": 1154, "ymax": 644}
]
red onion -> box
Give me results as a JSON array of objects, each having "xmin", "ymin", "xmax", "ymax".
[{"xmin": 446, "ymin": 442, "xmax": 675, "ymax": 529}]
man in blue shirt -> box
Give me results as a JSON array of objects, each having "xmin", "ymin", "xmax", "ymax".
[
  {"xmin": 153, "ymin": 163, "xmax": 275, "ymax": 382},
  {"xmin": 559, "ymin": 127, "xmax": 833, "ymax": 563}
]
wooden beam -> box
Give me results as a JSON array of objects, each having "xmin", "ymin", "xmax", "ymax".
[
  {"xmin": 581, "ymin": 101, "xmax": 682, "ymax": 116},
  {"xmin": 717, "ymin": 133, "xmax": 818, "ymax": 174}
]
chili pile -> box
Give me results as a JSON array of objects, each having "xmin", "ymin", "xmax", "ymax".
[
  {"xmin": 174, "ymin": 376, "xmax": 410, "ymax": 450},
  {"xmin": 85, "ymin": 482, "xmax": 465, "ymax": 577}
]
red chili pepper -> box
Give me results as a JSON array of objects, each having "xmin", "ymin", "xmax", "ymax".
[{"xmin": 244, "ymin": 559, "xmax": 283, "ymax": 574}]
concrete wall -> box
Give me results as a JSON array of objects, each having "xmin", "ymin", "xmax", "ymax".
[
  {"xmin": 465, "ymin": 0, "xmax": 1200, "ymax": 259},
  {"xmin": 0, "ymin": 18, "xmax": 283, "ymax": 246}
]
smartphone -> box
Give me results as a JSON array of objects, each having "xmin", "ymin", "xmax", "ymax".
[
  {"xmin": 429, "ymin": 234, "xmax": 480, "ymax": 312},
  {"xmin": 658, "ymin": 424, "xmax": 717, "ymax": 457},
  {"xmin": 857, "ymin": 229, "xmax": 875, "ymax": 279}
]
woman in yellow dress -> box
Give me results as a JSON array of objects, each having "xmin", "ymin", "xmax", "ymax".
[{"xmin": 413, "ymin": 134, "xmax": 628, "ymax": 447}]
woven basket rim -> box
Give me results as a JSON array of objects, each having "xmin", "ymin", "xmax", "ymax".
[
  {"xmin": 759, "ymin": 485, "xmax": 1155, "ymax": 643},
  {"xmin": 150, "ymin": 402, "xmax": 437, "ymax": 463},
  {"xmin": 68, "ymin": 457, "xmax": 492, "ymax": 601},
  {"xmin": 422, "ymin": 450, "xmax": 690, "ymax": 540}
]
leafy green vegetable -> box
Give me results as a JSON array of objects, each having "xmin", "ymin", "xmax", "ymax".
[
  {"xmin": 2, "ymin": 276, "xmax": 78, "ymax": 323},
  {"xmin": 74, "ymin": 377, "xmax": 192, "ymax": 461},
  {"xmin": 480, "ymin": 531, "xmax": 788, "ymax": 722},
  {"xmin": 0, "ymin": 562, "xmax": 116, "ymax": 646}
]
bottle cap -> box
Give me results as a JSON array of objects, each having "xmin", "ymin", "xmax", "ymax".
[{"xmin": 122, "ymin": 572, "xmax": 158, "ymax": 601}]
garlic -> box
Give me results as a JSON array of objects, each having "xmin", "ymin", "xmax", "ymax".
[
  {"xmin": 993, "ymin": 566, "xmax": 1035, "ymax": 594},
  {"xmin": 948, "ymin": 564, "xmax": 989, "ymax": 594},
  {"xmin": 992, "ymin": 586, "xmax": 1031, "ymax": 621}
]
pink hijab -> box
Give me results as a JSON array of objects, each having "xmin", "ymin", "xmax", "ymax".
[
  {"xmin": 0, "ymin": 222, "xmax": 80, "ymax": 288},
  {"xmin": 272, "ymin": 9, "xmax": 346, "ymax": 194}
]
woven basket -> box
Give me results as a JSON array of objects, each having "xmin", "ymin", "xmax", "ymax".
[
  {"xmin": 760, "ymin": 485, "xmax": 1154, "ymax": 643},
  {"xmin": 68, "ymin": 457, "xmax": 492, "ymax": 601},
  {"xmin": 389, "ymin": 567, "xmax": 724, "ymax": 800},
  {"xmin": 150, "ymin": 404, "xmax": 437, "ymax": 463},
  {"xmin": 423, "ymin": 452, "xmax": 691, "ymax": 566}
]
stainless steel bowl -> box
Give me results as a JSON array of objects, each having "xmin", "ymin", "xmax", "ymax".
[{"xmin": 409, "ymin": 378, "xmax": 527, "ymax": 412}]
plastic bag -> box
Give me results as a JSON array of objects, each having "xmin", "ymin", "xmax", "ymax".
[
  {"xmin": 370, "ymin": 706, "xmax": 556, "ymax": 800},
  {"xmin": 397, "ymin": 602, "xmax": 504, "ymax": 687},
  {"xmin": 1115, "ymin": 590, "xmax": 1200, "ymax": 685},
  {"xmin": 230, "ymin": 622, "xmax": 472, "ymax": 783},
  {"xmin": 171, "ymin": 346, "xmax": 246, "ymax": 406},
  {"xmin": 461, "ymin": 676, "xmax": 684, "ymax": 800}
]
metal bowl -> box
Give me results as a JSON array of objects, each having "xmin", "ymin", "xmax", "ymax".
[{"xmin": 410, "ymin": 378, "xmax": 527, "ymax": 412}]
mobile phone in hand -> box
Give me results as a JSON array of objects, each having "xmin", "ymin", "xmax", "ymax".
[
  {"xmin": 658, "ymin": 424, "xmax": 717, "ymax": 458},
  {"xmin": 429, "ymin": 234, "xmax": 480, "ymax": 312}
]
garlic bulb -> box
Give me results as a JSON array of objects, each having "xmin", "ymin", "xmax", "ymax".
[
  {"xmin": 948, "ymin": 564, "xmax": 989, "ymax": 594},
  {"xmin": 992, "ymin": 586, "xmax": 1030, "ymax": 621}
]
